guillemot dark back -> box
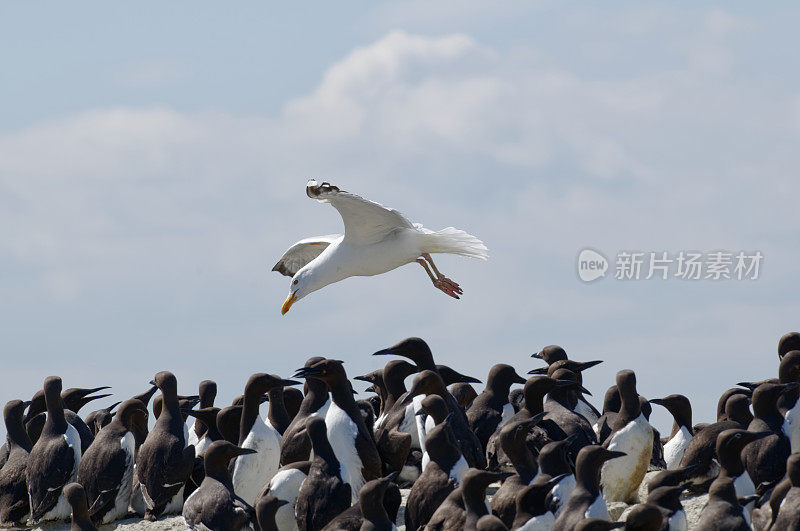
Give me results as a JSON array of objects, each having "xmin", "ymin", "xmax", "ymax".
[
  {"xmin": 187, "ymin": 379, "xmax": 217, "ymax": 447},
  {"xmin": 467, "ymin": 363, "xmax": 526, "ymax": 452},
  {"xmin": 0, "ymin": 399, "xmax": 32, "ymax": 526},
  {"xmin": 182, "ymin": 440, "xmax": 257, "ymax": 530},
  {"xmin": 76, "ymin": 398, "xmax": 148, "ymax": 524},
  {"xmin": 26, "ymin": 376, "xmax": 83, "ymax": 525},
  {"xmin": 553, "ymin": 445, "xmax": 626, "ymax": 531},
  {"xmin": 280, "ymin": 356, "xmax": 330, "ymax": 466},
  {"xmin": 294, "ymin": 416, "xmax": 351, "ymax": 530},
  {"xmin": 404, "ymin": 411, "xmax": 462, "ymax": 530},
  {"xmin": 490, "ymin": 414, "xmax": 545, "ymax": 527},
  {"xmin": 134, "ymin": 371, "xmax": 195, "ymax": 520}
]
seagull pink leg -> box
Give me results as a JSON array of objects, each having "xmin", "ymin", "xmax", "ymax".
[
  {"xmin": 420, "ymin": 253, "xmax": 463, "ymax": 298},
  {"xmin": 416, "ymin": 258, "xmax": 459, "ymax": 299}
]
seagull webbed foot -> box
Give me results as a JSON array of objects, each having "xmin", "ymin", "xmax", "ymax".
[
  {"xmin": 417, "ymin": 255, "xmax": 463, "ymax": 299},
  {"xmin": 433, "ymin": 278, "xmax": 462, "ymax": 299}
]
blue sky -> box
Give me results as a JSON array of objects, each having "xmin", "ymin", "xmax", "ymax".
[{"xmin": 2, "ymin": 2, "xmax": 800, "ymax": 436}]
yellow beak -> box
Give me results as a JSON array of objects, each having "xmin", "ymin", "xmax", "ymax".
[{"xmin": 281, "ymin": 291, "xmax": 297, "ymax": 315}]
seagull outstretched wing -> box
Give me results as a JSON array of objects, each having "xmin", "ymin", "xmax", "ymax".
[
  {"xmin": 306, "ymin": 180, "xmax": 415, "ymax": 245},
  {"xmin": 272, "ymin": 234, "xmax": 341, "ymax": 277}
]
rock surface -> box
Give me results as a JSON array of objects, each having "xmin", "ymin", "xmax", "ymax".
[{"xmin": 30, "ymin": 516, "xmax": 186, "ymax": 530}]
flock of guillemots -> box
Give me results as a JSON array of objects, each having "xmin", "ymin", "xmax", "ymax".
[{"xmin": 2, "ymin": 334, "xmax": 800, "ymax": 530}]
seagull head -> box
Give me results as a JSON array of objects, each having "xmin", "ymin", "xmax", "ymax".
[{"xmin": 282, "ymin": 266, "xmax": 323, "ymax": 314}]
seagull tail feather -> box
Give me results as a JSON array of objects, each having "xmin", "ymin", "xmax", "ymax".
[{"xmin": 423, "ymin": 227, "xmax": 488, "ymax": 260}]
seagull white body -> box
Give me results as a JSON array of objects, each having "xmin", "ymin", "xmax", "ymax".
[
  {"xmin": 266, "ymin": 467, "xmax": 307, "ymax": 531},
  {"xmin": 101, "ymin": 432, "xmax": 137, "ymax": 523},
  {"xmin": 41, "ymin": 423, "xmax": 82, "ymax": 521},
  {"xmin": 325, "ymin": 401, "xmax": 365, "ymax": 504},
  {"xmin": 316, "ymin": 233, "xmax": 421, "ymax": 279},
  {"xmin": 232, "ymin": 415, "xmax": 281, "ymax": 505},
  {"xmin": 663, "ymin": 425, "xmax": 692, "ymax": 470},
  {"xmin": 274, "ymin": 180, "xmax": 487, "ymax": 313}
]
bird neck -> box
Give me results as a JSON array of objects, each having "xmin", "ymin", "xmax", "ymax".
[
  {"xmin": 508, "ymin": 451, "xmax": 538, "ymax": 482},
  {"xmin": 546, "ymin": 389, "xmax": 575, "ymax": 409},
  {"xmin": 360, "ymin": 493, "xmax": 390, "ymax": 521},
  {"xmin": 239, "ymin": 393, "xmax": 263, "ymax": 445},
  {"xmin": 73, "ymin": 506, "xmax": 93, "ymax": 527},
  {"xmin": 718, "ymin": 448, "xmax": 746, "ymax": 477},
  {"xmin": 193, "ymin": 415, "xmax": 208, "ymax": 438},
  {"xmin": 513, "ymin": 507, "xmax": 535, "ymax": 529},
  {"xmin": 523, "ymin": 391, "xmax": 545, "ymax": 415},
  {"xmin": 158, "ymin": 389, "xmax": 181, "ymax": 421},
  {"xmin": 616, "ymin": 394, "xmax": 641, "ymax": 428},
  {"xmin": 5, "ymin": 417, "xmax": 32, "ymax": 452},
  {"xmin": 576, "ymin": 465, "xmax": 602, "ymax": 496},
  {"xmin": 462, "ymin": 489, "xmax": 489, "ymax": 528},
  {"xmin": 204, "ymin": 461, "xmax": 234, "ymax": 488},
  {"xmin": 311, "ymin": 437, "xmax": 340, "ymax": 474},
  {"xmin": 540, "ymin": 456, "xmax": 571, "ymax": 478},
  {"xmin": 329, "ymin": 382, "xmax": 357, "ymax": 411},
  {"xmin": 257, "ymin": 504, "xmax": 282, "ymax": 531},
  {"xmin": 44, "ymin": 393, "xmax": 67, "ymax": 433},
  {"xmin": 753, "ymin": 398, "xmax": 782, "ymax": 425},
  {"xmin": 267, "ymin": 388, "xmax": 290, "ymax": 435},
  {"xmin": 190, "ymin": 413, "xmax": 221, "ymax": 442},
  {"xmin": 384, "ymin": 380, "xmax": 408, "ymax": 410},
  {"xmin": 299, "ymin": 379, "xmax": 329, "ymax": 415}
]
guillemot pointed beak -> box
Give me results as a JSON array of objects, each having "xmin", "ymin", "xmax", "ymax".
[
  {"xmin": 281, "ymin": 291, "xmax": 297, "ymax": 315},
  {"xmin": 527, "ymin": 367, "xmax": 548, "ymax": 375}
]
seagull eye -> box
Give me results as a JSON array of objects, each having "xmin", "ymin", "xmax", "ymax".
[{"xmin": 293, "ymin": 279, "xmax": 298, "ymax": 285}]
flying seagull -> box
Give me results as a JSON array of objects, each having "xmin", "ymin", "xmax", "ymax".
[{"xmin": 272, "ymin": 180, "xmax": 488, "ymax": 314}]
